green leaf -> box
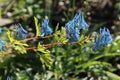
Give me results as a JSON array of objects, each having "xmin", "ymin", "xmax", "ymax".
[
  {"xmin": 105, "ymin": 71, "xmax": 120, "ymax": 80},
  {"xmin": 37, "ymin": 42, "xmax": 50, "ymax": 54},
  {"xmin": 14, "ymin": 40, "xmax": 28, "ymax": 46},
  {"xmin": 76, "ymin": 61, "xmax": 111, "ymax": 69},
  {"xmin": 14, "ymin": 45, "xmax": 27, "ymax": 54},
  {"xmin": 7, "ymin": 30, "xmax": 14, "ymax": 42},
  {"xmin": 79, "ymin": 34, "xmax": 84, "ymax": 42},
  {"xmin": 59, "ymin": 27, "xmax": 68, "ymax": 44},
  {"xmin": 37, "ymin": 43, "xmax": 52, "ymax": 69},
  {"xmin": 7, "ymin": 30, "xmax": 28, "ymax": 54},
  {"xmin": 90, "ymin": 53, "xmax": 120, "ymax": 61},
  {"xmin": 83, "ymin": 61, "xmax": 111, "ymax": 69},
  {"xmin": 13, "ymin": 41, "xmax": 28, "ymax": 54},
  {"xmin": 39, "ymin": 52, "xmax": 52, "ymax": 69},
  {"xmin": 54, "ymin": 30, "xmax": 60, "ymax": 42},
  {"xmin": 55, "ymin": 23, "xmax": 59, "ymax": 31},
  {"xmin": 53, "ymin": 27, "xmax": 68, "ymax": 44},
  {"xmin": 34, "ymin": 17, "xmax": 40, "ymax": 37}
]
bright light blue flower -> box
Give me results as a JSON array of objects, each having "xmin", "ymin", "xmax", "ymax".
[
  {"xmin": 73, "ymin": 12, "xmax": 89, "ymax": 30},
  {"xmin": 92, "ymin": 28, "xmax": 112, "ymax": 51},
  {"xmin": 40, "ymin": 19, "xmax": 53, "ymax": 36},
  {"xmin": 65, "ymin": 12, "xmax": 88, "ymax": 42},
  {"xmin": 0, "ymin": 39, "xmax": 6, "ymax": 51},
  {"xmin": 16, "ymin": 24, "xmax": 28, "ymax": 39},
  {"xmin": 65, "ymin": 20, "xmax": 80, "ymax": 42},
  {"xmin": 100, "ymin": 28, "xmax": 112, "ymax": 45},
  {"xmin": 79, "ymin": 13, "xmax": 89, "ymax": 30},
  {"xmin": 68, "ymin": 28, "xmax": 80, "ymax": 42},
  {"xmin": 65, "ymin": 20, "xmax": 75, "ymax": 34}
]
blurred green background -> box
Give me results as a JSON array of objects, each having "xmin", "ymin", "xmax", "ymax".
[
  {"xmin": 0, "ymin": 0, "xmax": 120, "ymax": 34},
  {"xmin": 0, "ymin": 0, "xmax": 120, "ymax": 80}
]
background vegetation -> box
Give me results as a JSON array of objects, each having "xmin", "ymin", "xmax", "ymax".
[{"xmin": 0, "ymin": 0, "xmax": 120, "ymax": 80}]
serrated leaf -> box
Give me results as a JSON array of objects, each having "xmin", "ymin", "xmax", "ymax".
[
  {"xmin": 61, "ymin": 27, "xmax": 66, "ymax": 36},
  {"xmin": 13, "ymin": 40, "xmax": 28, "ymax": 54},
  {"xmin": 79, "ymin": 34, "xmax": 84, "ymax": 42},
  {"xmin": 37, "ymin": 42, "xmax": 52, "ymax": 68},
  {"xmin": 14, "ymin": 45, "xmax": 27, "ymax": 54},
  {"xmin": 39, "ymin": 52, "xmax": 52, "ymax": 69},
  {"xmin": 7, "ymin": 30, "xmax": 14, "ymax": 42},
  {"xmin": 59, "ymin": 27, "xmax": 68, "ymax": 44},
  {"xmin": 14, "ymin": 40, "xmax": 28, "ymax": 47},
  {"xmin": 54, "ymin": 31, "xmax": 60, "ymax": 41},
  {"xmin": 34, "ymin": 17, "xmax": 40, "ymax": 37},
  {"xmin": 37, "ymin": 42, "xmax": 50, "ymax": 54},
  {"xmin": 6, "ymin": 30, "xmax": 28, "ymax": 54}
]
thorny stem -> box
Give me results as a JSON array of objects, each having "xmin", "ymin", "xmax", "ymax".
[{"xmin": 2, "ymin": 37, "xmax": 93, "ymax": 56}]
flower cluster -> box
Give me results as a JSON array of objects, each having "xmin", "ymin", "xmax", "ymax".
[
  {"xmin": 65, "ymin": 12, "xmax": 88, "ymax": 42},
  {"xmin": 40, "ymin": 19, "xmax": 53, "ymax": 36},
  {"xmin": 15, "ymin": 19, "xmax": 53, "ymax": 39},
  {"xmin": 16, "ymin": 24, "xmax": 28, "ymax": 39},
  {"xmin": 15, "ymin": 13, "xmax": 88, "ymax": 42},
  {"xmin": 92, "ymin": 28, "xmax": 112, "ymax": 51},
  {"xmin": 74, "ymin": 12, "xmax": 89, "ymax": 30},
  {"xmin": 0, "ymin": 12, "xmax": 113, "ymax": 52}
]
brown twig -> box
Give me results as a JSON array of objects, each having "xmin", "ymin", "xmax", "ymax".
[
  {"xmin": 2, "ymin": 37, "xmax": 93, "ymax": 56},
  {"xmin": 21, "ymin": 34, "xmax": 54, "ymax": 42}
]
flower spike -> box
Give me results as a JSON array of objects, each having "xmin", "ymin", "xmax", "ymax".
[
  {"xmin": 40, "ymin": 19, "xmax": 53, "ymax": 36},
  {"xmin": 16, "ymin": 24, "xmax": 28, "ymax": 39},
  {"xmin": 92, "ymin": 28, "xmax": 112, "ymax": 51},
  {"xmin": 65, "ymin": 12, "xmax": 88, "ymax": 42}
]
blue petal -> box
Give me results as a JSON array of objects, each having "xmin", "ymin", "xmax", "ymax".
[
  {"xmin": 16, "ymin": 24, "xmax": 28, "ymax": 39},
  {"xmin": 80, "ymin": 13, "xmax": 89, "ymax": 30},
  {"xmin": 71, "ymin": 13, "xmax": 89, "ymax": 30},
  {"xmin": 65, "ymin": 12, "xmax": 89, "ymax": 42},
  {"xmin": 0, "ymin": 39, "xmax": 6, "ymax": 51},
  {"xmin": 67, "ymin": 28, "xmax": 80, "ymax": 42},
  {"xmin": 92, "ymin": 28, "xmax": 112, "ymax": 51},
  {"xmin": 40, "ymin": 19, "xmax": 53, "ymax": 36}
]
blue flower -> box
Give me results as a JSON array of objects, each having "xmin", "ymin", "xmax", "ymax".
[
  {"xmin": 73, "ymin": 12, "xmax": 89, "ymax": 30},
  {"xmin": 0, "ymin": 39, "xmax": 6, "ymax": 51},
  {"xmin": 65, "ymin": 12, "xmax": 88, "ymax": 42},
  {"xmin": 100, "ymin": 28, "xmax": 112, "ymax": 45},
  {"xmin": 16, "ymin": 24, "xmax": 28, "ymax": 39},
  {"xmin": 68, "ymin": 28, "xmax": 80, "ymax": 42},
  {"xmin": 65, "ymin": 20, "xmax": 75, "ymax": 34},
  {"xmin": 79, "ymin": 13, "xmax": 89, "ymax": 30},
  {"xmin": 40, "ymin": 19, "xmax": 53, "ymax": 36},
  {"xmin": 65, "ymin": 19, "xmax": 80, "ymax": 42},
  {"xmin": 92, "ymin": 28, "xmax": 112, "ymax": 51}
]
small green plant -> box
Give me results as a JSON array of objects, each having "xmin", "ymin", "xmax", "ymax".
[{"xmin": 0, "ymin": 12, "xmax": 120, "ymax": 80}]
